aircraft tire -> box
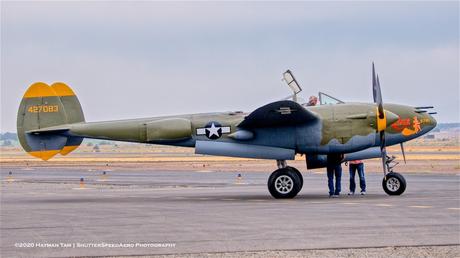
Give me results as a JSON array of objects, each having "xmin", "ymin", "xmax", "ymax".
[
  {"xmin": 286, "ymin": 166, "xmax": 303, "ymax": 189},
  {"xmin": 382, "ymin": 172, "xmax": 406, "ymax": 195},
  {"xmin": 268, "ymin": 168, "xmax": 302, "ymax": 199}
]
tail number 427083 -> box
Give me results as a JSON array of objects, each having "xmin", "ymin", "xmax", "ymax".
[{"xmin": 27, "ymin": 105, "xmax": 59, "ymax": 113}]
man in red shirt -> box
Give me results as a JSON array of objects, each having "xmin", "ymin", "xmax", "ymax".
[{"xmin": 348, "ymin": 160, "xmax": 366, "ymax": 195}]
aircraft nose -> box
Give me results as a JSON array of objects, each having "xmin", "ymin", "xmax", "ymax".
[
  {"xmin": 413, "ymin": 106, "xmax": 437, "ymax": 131},
  {"xmin": 428, "ymin": 113, "xmax": 437, "ymax": 129}
]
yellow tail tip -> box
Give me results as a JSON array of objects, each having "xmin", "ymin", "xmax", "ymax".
[
  {"xmin": 23, "ymin": 82, "xmax": 75, "ymax": 98},
  {"xmin": 51, "ymin": 82, "xmax": 76, "ymax": 96},
  {"xmin": 23, "ymin": 82, "xmax": 57, "ymax": 98},
  {"xmin": 28, "ymin": 150, "xmax": 60, "ymax": 161},
  {"xmin": 60, "ymin": 145, "xmax": 79, "ymax": 156}
]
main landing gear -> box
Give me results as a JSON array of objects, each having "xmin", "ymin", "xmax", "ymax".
[
  {"xmin": 382, "ymin": 156, "xmax": 407, "ymax": 195},
  {"xmin": 267, "ymin": 156, "xmax": 407, "ymax": 198},
  {"xmin": 267, "ymin": 160, "xmax": 303, "ymax": 199}
]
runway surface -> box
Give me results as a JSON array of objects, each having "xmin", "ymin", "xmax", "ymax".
[{"xmin": 1, "ymin": 168, "xmax": 459, "ymax": 257}]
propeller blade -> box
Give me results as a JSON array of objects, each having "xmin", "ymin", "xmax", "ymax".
[
  {"xmin": 372, "ymin": 63, "xmax": 378, "ymax": 102},
  {"xmin": 372, "ymin": 63, "xmax": 383, "ymax": 106},
  {"xmin": 373, "ymin": 63, "xmax": 388, "ymax": 176},
  {"xmin": 380, "ymin": 131, "xmax": 387, "ymax": 174},
  {"xmin": 376, "ymin": 75, "xmax": 384, "ymax": 119},
  {"xmin": 400, "ymin": 143, "xmax": 407, "ymax": 164}
]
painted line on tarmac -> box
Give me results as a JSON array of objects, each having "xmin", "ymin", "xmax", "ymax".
[
  {"xmin": 341, "ymin": 202, "xmax": 360, "ymax": 205},
  {"xmin": 375, "ymin": 203, "xmax": 394, "ymax": 207},
  {"xmin": 447, "ymin": 207, "xmax": 460, "ymax": 210},
  {"xmin": 408, "ymin": 205, "xmax": 433, "ymax": 209}
]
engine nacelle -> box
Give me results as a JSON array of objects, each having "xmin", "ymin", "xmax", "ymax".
[{"xmin": 306, "ymin": 147, "xmax": 382, "ymax": 169}]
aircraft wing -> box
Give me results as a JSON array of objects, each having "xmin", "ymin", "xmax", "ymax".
[{"xmin": 238, "ymin": 100, "xmax": 318, "ymax": 128}]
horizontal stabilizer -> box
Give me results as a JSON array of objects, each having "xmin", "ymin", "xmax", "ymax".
[
  {"xmin": 238, "ymin": 100, "xmax": 318, "ymax": 128},
  {"xmin": 26, "ymin": 126, "xmax": 70, "ymax": 134}
]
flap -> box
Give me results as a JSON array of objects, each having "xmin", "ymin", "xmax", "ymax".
[{"xmin": 238, "ymin": 100, "xmax": 318, "ymax": 128}]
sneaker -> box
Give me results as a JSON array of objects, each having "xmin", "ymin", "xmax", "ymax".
[
  {"xmin": 348, "ymin": 192, "xmax": 355, "ymax": 195},
  {"xmin": 360, "ymin": 191, "xmax": 366, "ymax": 195},
  {"xmin": 332, "ymin": 194, "xmax": 339, "ymax": 198}
]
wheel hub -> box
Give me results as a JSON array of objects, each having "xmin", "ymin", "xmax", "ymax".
[
  {"xmin": 386, "ymin": 177, "xmax": 400, "ymax": 192},
  {"xmin": 275, "ymin": 175, "xmax": 293, "ymax": 194}
]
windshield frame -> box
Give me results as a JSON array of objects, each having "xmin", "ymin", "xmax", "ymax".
[{"xmin": 318, "ymin": 92, "xmax": 345, "ymax": 105}]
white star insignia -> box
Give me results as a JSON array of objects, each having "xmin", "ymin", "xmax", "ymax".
[{"xmin": 206, "ymin": 123, "xmax": 221, "ymax": 138}]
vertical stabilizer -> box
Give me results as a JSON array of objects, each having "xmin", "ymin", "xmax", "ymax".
[{"xmin": 17, "ymin": 82, "xmax": 85, "ymax": 160}]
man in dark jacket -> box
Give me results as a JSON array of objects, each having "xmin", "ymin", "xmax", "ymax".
[{"xmin": 327, "ymin": 154, "xmax": 344, "ymax": 197}]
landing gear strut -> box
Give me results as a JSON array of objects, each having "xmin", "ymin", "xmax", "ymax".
[
  {"xmin": 268, "ymin": 160, "xmax": 303, "ymax": 199},
  {"xmin": 382, "ymin": 155, "xmax": 407, "ymax": 195}
]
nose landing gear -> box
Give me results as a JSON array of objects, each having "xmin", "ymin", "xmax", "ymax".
[{"xmin": 382, "ymin": 155, "xmax": 407, "ymax": 195}]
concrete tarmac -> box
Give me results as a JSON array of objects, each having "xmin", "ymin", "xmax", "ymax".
[{"xmin": 1, "ymin": 168, "xmax": 459, "ymax": 257}]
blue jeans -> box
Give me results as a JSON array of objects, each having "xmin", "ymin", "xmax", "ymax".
[
  {"xmin": 349, "ymin": 163, "xmax": 366, "ymax": 192},
  {"xmin": 327, "ymin": 164, "xmax": 342, "ymax": 195}
]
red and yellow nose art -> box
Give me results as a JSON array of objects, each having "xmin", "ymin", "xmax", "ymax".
[{"xmin": 392, "ymin": 116, "xmax": 422, "ymax": 136}]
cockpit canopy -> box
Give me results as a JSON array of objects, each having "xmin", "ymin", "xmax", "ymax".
[{"xmin": 318, "ymin": 92, "xmax": 344, "ymax": 105}]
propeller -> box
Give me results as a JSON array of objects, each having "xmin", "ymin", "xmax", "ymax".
[{"xmin": 372, "ymin": 63, "xmax": 388, "ymax": 175}]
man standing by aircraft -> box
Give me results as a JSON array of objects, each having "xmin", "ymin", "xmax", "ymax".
[
  {"xmin": 348, "ymin": 160, "xmax": 366, "ymax": 195},
  {"xmin": 327, "ymin": 154, "xmax": 343, "ymax": 197}
]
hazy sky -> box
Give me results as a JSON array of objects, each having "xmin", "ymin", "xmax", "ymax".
[{"xmin": 1, "ymin": 1, "xmax": 459, "ymax": 132}]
